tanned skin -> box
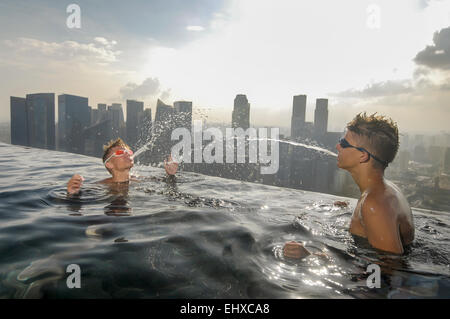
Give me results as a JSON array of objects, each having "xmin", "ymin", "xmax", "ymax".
[
  {"xmin": 283, "ymin": 130, "xmax": 414, "ymax": 258},
  {"xmin": 67, "ymin": 145, "xmax": 178, "ymax": 194},
  {"xmin": 336, "ymin": 130, "xmax": 414, "ymax": 254}
]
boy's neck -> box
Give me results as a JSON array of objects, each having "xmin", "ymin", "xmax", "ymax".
[
  {"xmin": 350, "ymin": 166, "xmax": 385, "ymax": 193},
  {"xmin": 111, "ymin": 169, "xmax": 131, "ymax": 183}
]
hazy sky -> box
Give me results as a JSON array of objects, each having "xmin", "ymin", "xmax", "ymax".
[{"xmin": 1, "ymin": 0, "xmax": 449, "ymax": 133}]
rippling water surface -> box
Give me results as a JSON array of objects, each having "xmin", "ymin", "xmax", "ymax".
[{"xmin": 0, "ymin": 142, "xmax": 449, "ymax": 298}]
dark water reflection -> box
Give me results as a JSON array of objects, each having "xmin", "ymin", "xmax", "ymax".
[{"xmin": 0, "ymin": 143, "xmax": 449, "ymax": 299}]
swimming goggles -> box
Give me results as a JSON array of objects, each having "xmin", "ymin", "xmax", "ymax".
[
  {"xmin": 104, "ymin": 149, "xmax": 134, "ymax": 164},
  {"xmin": 338, "ymin": 138, "xmax": 388, "ymax": 167}
]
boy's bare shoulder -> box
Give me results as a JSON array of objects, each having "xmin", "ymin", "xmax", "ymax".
[
  {"xmin": 362, "ymin": 182, "xmax": 409, "ymax": 221},
  {"xmin": 362, "ymin": 189, "xmax": 397, "ymax": 220}
]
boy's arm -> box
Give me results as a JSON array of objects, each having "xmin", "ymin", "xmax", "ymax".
[
  {"xmin": 283, "ymin": 241, "xmax": 311, "ymax": 259},
  {"xmin": 67, "ymin": 174, "xmax": 84, "ymax": 195},
  {"xmin": 164, "ymin": 155, "xmax": 178, "ymax": 176},
  {"xmin": 361, "ymin": 196, "xmax": 404, "ymax": 254}
]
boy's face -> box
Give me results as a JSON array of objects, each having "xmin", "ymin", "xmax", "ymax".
[
  {"xmin": 105, "ymin": 146, "xmax": 134, "ymax": 172},
  {"xmin": 336, "ymin": 131, "xmax": 364, "ymax": 170}
]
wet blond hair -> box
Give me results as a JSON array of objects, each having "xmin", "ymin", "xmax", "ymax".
[
  {"xmin": 102, "ymin": 138, "xmax": 131, "ymax": 173},
  {"xmin": 346, "ymin": 112, "xmax": 399, "ymax": 170}
]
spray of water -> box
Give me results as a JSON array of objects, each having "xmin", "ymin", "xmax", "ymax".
[
  {"xmin": 235, "ymin": 136, "xmax": 338, "ymax": 158},
  {"xmin": 267, "ymin": 138, "xmax": 337, "ymax": 157}
]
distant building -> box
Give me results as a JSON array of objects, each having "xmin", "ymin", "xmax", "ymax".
[
  {"xmin": 97, "ymin": 104, "xmax": 108, "ymax": 122},
  {"xmin": 275, "ymin": 137, "xmax": 291, "ymax": 186},
  {"xmin": 108, "ymin": 103, "xmax": 125, "ymax": 140},
  {"xmin": 314, "ymin": 98, "xmax": 328, "ymax": 137},
  {"xmin": 126, "ymin": 99, "xmax": 144, "ymax": 149},
  {"xmin": 91, "ymin": 108, "xmax": 99, "ymax": 125},
  {"xmin": 27, "ymin": 93, "xmax": 56, "ymax": 150},
  {"xmin": 150, "ymin": 99, "xmax": 177, "ymax": 162},
  {"xmin": 139, "ymin": 99, "xmax": 192, "ymax": 164},
  {"xmin": 303, "ymin": 122, "xmax": 315, "ymax": 137},
  {"xmin": 428, "ymin": 146, "xmax": 445, "ymax": 168},
  {"xmin": 413, "ymin": 145, "xmax": 428, "ymax": 163},
  {"xmin": 232, "ymin": 94, "xmax": 250, "ymax": 129},
  {"xmin": 398, "ymin": 150, "xmax": 411, "ymax": 172},
  {"xmin": 445, "ymin": 147, "xmax": 450, "ymax": 173},
  {"xmin": 154, "ymin": 99, "xmax": 174, "ymax": 123},
  {"xmin": 321, "ymin": 132, "xmax": 342, "ymax": 150},
  {"xmin": 137, "ymin": 108, "xmax": 152, "ymax": 149},
  {"xmin": 174, "ymin": 101, "xmax": 193, "ymax": 133},
  {"xmin": 10, "ymin": 96, "xmax": 28, "ymax": 146},
  {"xmin": 10, "ymin": 93, "xmax": 55, "ymax": 150},
  {"xmin": 332, "ymin": 169, "xmax": 359, "ymax": 198},
  {"xmin": 314, "ymin": 159, "xmax": 331, "ymax": 192},
  {"xmin": 290, "ymin": 95, "xmax": 306, "ymax": 139},
  {"xmin": 83, "ymin": 119, "xmax": 112, "ymax": 158},
  {"xmin": 58, "ymin": 94, "xmax": 90, "ymax": 153},
  {"xmin": 400, "ymin": 134, "xmax": 410, "ymax": 150},
  {"xmin": 289, "ymin": 146, "xmax": 315, "ymax": 190}
]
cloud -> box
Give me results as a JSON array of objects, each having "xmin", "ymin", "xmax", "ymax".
[
  {"xmin": 94, "ymin": 37, "xmax": 118, "ymax": 48},
  {"xmin": 120, "ymin": 77, "xmax": 166, "ymax": 100},
  {"xmin": 418, "ymin": 0, "xmax": 448, "ymax": 8},
  {"xmin": 2, "ymin": 37, "xmax": 121, "ymax": 66},
  {"xmin": 330, "ymin": 80, "xmax": 414, "ymax": 98},
  {"xmin": 160, "ymin": 89, "xmax": 172, "ymax": 101},
  {"xmin": 186, "ymin": 26, "xmax": 205, "ymax": 31},
  {"xmin": 414, "ymin": 26, "xmax": 450, "ymax": 70}
]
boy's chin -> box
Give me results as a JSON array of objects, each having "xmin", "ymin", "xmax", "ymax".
[{"xmin": 337, "ymin": 161, "xmax": 348, "ymax": 170}]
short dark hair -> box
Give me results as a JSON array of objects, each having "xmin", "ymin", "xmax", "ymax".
[{"xmin": 346, "ymin": 112, "xmax": 399, "ymax": 170}]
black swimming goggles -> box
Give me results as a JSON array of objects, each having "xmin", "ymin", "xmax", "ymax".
[{"xmin": 338, "ymin": 138, "xmax": 388, "ymax": 167}]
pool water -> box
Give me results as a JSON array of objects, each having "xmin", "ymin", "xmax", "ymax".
[{"xmin": 0, "ymin": 142, "xmax": 449, "ymax": 298}]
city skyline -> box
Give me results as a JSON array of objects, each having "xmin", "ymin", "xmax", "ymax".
[
  {"xmin": 7, "ymin": 90, "xmax": 450, "ymax": 139},
  {"xmin": 9, "ymin": 89, "xmax": 346, "ymax": 173},
  {"xmin": 0, "ymin": 1, "xmax": 449, "ymax": 133},
  {"xmin": 6, "ymin": 89, "xmax": 450, "ymax": 205}
]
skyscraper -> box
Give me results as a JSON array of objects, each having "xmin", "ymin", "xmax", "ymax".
[
  {"xmin": 445, "ymin": 147, "xmax": 450, "ymax": 173},
  {"xmin": 10, "ymin": 93, "xmax": 55, "ymax": 150},
  {"xmin": 108, "ymin": 103, "xmax": 125, "ymax": 140},
  {"xmin": 83, "ymin": 119, "xmax": 112, "ymax": 158},
  {"xmin": 314, "ymin": 98, "xmax": 328, "ymax": 136},
  {"xmin": 10, "ymin": 96, "xmax": 28, "ymax": 146},
  {"xmin": 154, "ymin": 99, "xmax": 174, "ymax": 123},
  {"xmin": 126, "ymin": 99, "xmax": 144, "ymax": 148},
  {"xmin": 58, "ymin": 94, "xmax": 90, "ymax": 153},
  {"xmin": 291, "ymin": 95, "xmax": 307, "ymax": 139},
  {"xmin": 91, "ymin": 108, "xmax": 99, "ymax": 125},
  {"xmin": 232, "ymin": 94, "xmax": 250, "ymax": 129},
  {"xmin": 138, "ymin": 108, "xmax": 152, "ymax": 149},
  {"xmin": 174, "ymin": 101, "xmax": 192, "ymax": 133},
  {"xmin": 97, "ymin": 103, "xmax": 108, "ymax": 122},
  {"xmin": 26, "ymin": 93, "xmax": 55, "ymax": 150},
  {"xmin": 151, "ymin": 99, "xmax": 176, "ymax": 163}
]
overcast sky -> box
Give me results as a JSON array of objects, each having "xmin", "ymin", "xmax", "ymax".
[{"xmin": 1, "ymin": 0, "xmax": 449, "ymax": 133}]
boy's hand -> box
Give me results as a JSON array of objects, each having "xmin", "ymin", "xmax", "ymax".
[
  {"xmin": 164, "ymin": 155, "xmax": 179, "ymax": 175},
  {"xmin": 67, "ymin": 174, "xmax": 84, "ymax": 195},
  {"xmin": 283, "ymin": 241, "xmax": 311, "ymax": 259},
  {"xmin": 334, "ymin": 201, "xmax": 349, "ymax": 208}
]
